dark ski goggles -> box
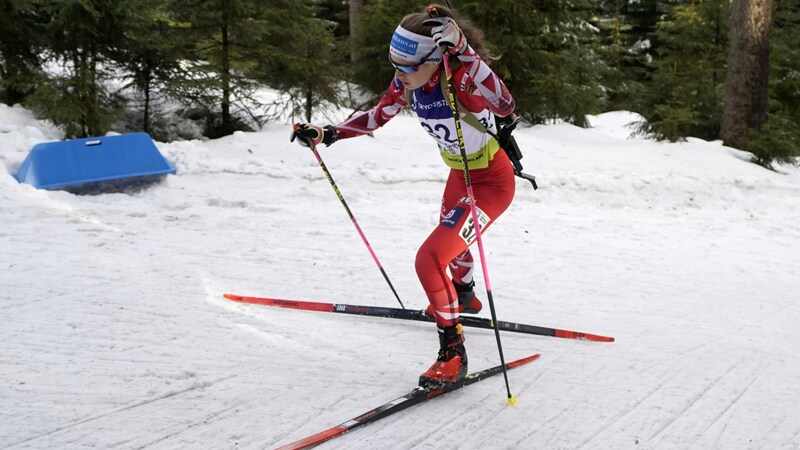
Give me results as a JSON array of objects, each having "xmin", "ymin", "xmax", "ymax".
[
  {"xmin": 389, "ymin": 47, "xmax": 438, "ymax": 74},
  {"xmin": 390, "ymin": 58, "xmax": 425, "ymax": 74}
]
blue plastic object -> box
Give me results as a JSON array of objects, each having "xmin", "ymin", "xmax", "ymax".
[{"xmin": 13, "ymin": 132, "xmax": 176, "ymax": 191}]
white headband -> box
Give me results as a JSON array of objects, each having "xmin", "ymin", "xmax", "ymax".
[{"xmin": 389, "ymin": 25, "xmax": 443, "ymax": 64}]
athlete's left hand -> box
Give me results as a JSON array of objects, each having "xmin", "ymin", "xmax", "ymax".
[{"xmin": 423, "ymin": 17, "xmax": 467, "ymax": 55}]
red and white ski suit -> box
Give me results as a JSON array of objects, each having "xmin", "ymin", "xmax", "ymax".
[{"xmin": 334, "ymin": 46, "xmax": 516, "ymax": 326}]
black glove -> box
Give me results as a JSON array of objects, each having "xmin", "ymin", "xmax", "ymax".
[{"xmin": 290, "ymin": 123, "xmax": 338, "ymax": 148}]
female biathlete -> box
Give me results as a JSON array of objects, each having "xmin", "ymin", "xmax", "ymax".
[{"xmin": 291, "ymin": 4, "xmax": 516, "ymax": 389}]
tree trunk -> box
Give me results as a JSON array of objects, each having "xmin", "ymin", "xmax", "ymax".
[
  {"xmin": 87, "ymin": 41, "xmax": 100, "ymax": 137},
  {"xmin": 221, "ymin": 1, "xmax": 232, "ymax": 134},
  {"xmin": 720, "ymin": 0, "xmax": 774, "ymax": 149},
  {"xmin": 143, "ymin": 64, "xmax": 152, "ymax": 133},
  {"xmin": 305, "ymin": 87, "xmax": 313, "ymax": 123},
  {"xmin": 349, "ymin": 0, "xmax": 365, "ymax": 63}
]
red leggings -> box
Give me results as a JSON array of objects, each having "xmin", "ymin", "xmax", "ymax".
[{"xmin": 415, "ymin": 151, "xmax": 515, "ymax": 326}]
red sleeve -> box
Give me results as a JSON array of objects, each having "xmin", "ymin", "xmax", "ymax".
[
  {"xmin": 453, "ymin": 45, "xmax": 515, "ymax": 117},
  {"xmin": 334, "ymin": 78, "xmax": 408, "ymax": 140}
]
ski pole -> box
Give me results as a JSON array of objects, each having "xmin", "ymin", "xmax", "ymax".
[
  {"xmin": 304, "ymin": 139, "xmax": 406, "ymax": 310},
  {"xmin": 431, "ymin": 6, "xmax": 516, "ymax": 404}
]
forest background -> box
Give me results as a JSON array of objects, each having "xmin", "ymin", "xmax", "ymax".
[{"xmin": 0, "ymin": 0, "xmax": 796, "ymax": 168}]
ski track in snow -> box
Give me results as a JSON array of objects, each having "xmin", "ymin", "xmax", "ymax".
[{"xmin": 2, "ymin": 108, "xmax": 800, "ymax": 449}]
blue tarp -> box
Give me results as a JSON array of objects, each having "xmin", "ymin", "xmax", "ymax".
[{"xmin": 13, "ymin": 132, "xmax": 176, "ymax": 191}]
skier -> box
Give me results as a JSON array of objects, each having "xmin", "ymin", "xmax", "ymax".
[{"xmin": 290, "ymin": 4, "xmax": 516, "ymax": 389}]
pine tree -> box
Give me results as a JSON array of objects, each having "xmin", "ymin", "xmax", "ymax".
[
  {"xmin": 458, "ymin": 0, "xmax": 542, "ymax": 121},
  {"xmin": 115, "ymin": 0, "xmax": 191, "ymax": 138},
  {"xmin": 0, "ymin": 0, "xmax": 45, "ymax": 105},
  {"xmin": 638, "ymin": 0, "xmax": 730, "ymax": 141},
  {"xmin": 255, "ymin": 0, "xmax": 347, "ymax": 123},
  {"xmin": 461, "ymin": 0, "xmax": 606, "ymax": 126},
  {"xmin": 353, "ymin": 0, "xmax": 607, "ymax": 126},
  {"xmin": 351, "ymin": 0, "xmax": 426, "ymax": 98},
  {"xmin": 541, "ymin": 0, "xmax": 607, "ymax": 127},
  {"xmin": 721, "ymin": 0, "xmax": 774, "ymax": 150},
  {"xmin": 166, "ymin": 0, "xmax": 343, "ymax": 135},
  {"xmin": 349, "ymin": 0, "xmax": 365, "ymax": 63},
  {"xmin": 593, "ymin": 0, "xmax": 666, "ymax": 113},
  {"xmin": 27, "ymin": 0, "xmax": 134, "ymax": 138},
  {"xmin": 743, "ymin": 0, "xmax": 800, "ymax": 166},
  {"xmin": 770, "ymin": 0, "xmax": 800, "ymax": 125},
  {"xmin": 166, "ymin": 0, "xmax": 255, "ymax": 137}
]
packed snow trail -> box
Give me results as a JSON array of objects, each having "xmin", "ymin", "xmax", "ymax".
[{"xmin": 2, "ymin": 105, "xmax": 799, "ymax": 449}]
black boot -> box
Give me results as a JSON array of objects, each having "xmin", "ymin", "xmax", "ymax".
[{"xmin": 454, "ymin": 280, "xmax": 483, "ymax": 314}]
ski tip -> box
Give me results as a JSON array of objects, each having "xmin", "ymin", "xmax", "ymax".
[
  {"xmin": 555, "ymin": 330, "xmax": 615, "ymax": 342},
  {"xmin": 274, "ymin": 425, "xmax": 349, "ymax": 450},
  {"xmin": 222, "ymin": 293, "xmax": 241, "ymax": 301},
  {"xmin": 508, "ymin": 353, "xmax": 541, "ymax": 368}
]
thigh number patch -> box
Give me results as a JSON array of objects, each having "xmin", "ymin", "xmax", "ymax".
[{"xmin": 459, "ymin": 207, "xmax": 491, "ymax": 244}]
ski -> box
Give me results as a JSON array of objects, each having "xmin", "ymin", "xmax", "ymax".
[
  {"xmin": 223, "ymin": 294, "xmax": 614, "ymax": 342},
  {"xmin": 273, "ymin": 353, "xmax": 541, "ymax": 450}
]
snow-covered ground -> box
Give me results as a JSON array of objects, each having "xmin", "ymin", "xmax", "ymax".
[{"xmin": 1, "ymin": 102, "xmax": 799, "ymax": 449}]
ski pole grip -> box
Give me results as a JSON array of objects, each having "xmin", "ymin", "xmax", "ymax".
[{"xmin": 426, "ymin": 5, "xmax": 441, "ymax": 17}]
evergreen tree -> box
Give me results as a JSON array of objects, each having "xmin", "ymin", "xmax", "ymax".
[
  {"xmin": 539, "ymin": 0, "xmax": 607, "ymax": 126},
  {"xmin": 771, "ymin": 0, "xmax": 800, "ymax": 123},
  {"xmin": 721, "ymin": 0, "xmax": 774, "ymax": 150},
  {"xmin": 256, "ymin": 1, "xmax": 347, "ymax": 123},
  {"xmin": 166, "ymin": 0, "xmax": 257, "ymax": 137},
  {"xmin": 458, "ymin": 0, "xmax": 544, "ymax": 122},
  {"xmin": 317, "ymin": 0, "xmax": 350, "ymax": 40},
  {"xmin": 0, "ymin": 0, "xmax": 44, "ymax": 105},
  {"xmin": 744, "ymin": 0, "xmax": 800, "ymax": 166},
  {"xmin": 116, "ymin": 0, "xmax": 191, "ymax": 138},
  {"xmin": 166, "ymin": 0, "xmax": 343, "ymax": 135},
  {"xmin": 618, "ymin": 0, "xmax": 682, "ymax": 57},
  {"xmin": 352, "ymin": 1, "xmax": 606, "ymax": 126},
  {"xmin": 351, "ymin": 0, "xmax": 426, "ymax": 98},
  {"xmin": 349, "ymin": 0, "xmax": 365, "ymax": 63},
  {"xmin": 462, "ymin": 0, "xmax": 606, "ymax": 126},
  {"xmin": 593, "ymin": 0, "xmax": 666, "ymax": 113},
  {"xmin": 638, "ymin": 0, "xmax": 730, "ymax": 141},
  {"xmin": 27, "ymin": 0, "xmax": 134, "ymax": 138}
]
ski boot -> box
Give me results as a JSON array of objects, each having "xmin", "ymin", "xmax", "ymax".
[
  {"xmin": 425, "ymin": 281, "xmax": 483, "ymax": 319},
  {"xmin": 419, "ymin": 323, "xmax": 468, "ymax": 389},
  {"xmin": 454, "ymin": 280, "xmax": 482, "ymax": 314}
]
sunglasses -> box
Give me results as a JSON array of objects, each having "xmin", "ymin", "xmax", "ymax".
[
  {"xmin": 389, "ymin": 47, "xmax": 438, "ymax": 74},
  {"xmin": 390, "ymin": 58, "xmax": 425, "ymax": 74}
]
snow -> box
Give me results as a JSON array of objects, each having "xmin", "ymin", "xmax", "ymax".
[{"xmin": 2, "ymin": 102, "xmax": 800, "ymax": 449}]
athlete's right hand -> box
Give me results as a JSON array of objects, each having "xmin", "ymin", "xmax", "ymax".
[
  {"xmin": 423, "ymin": 16, "xmax": 467, "ymax": 55},
  {"xmin": 290, "ymin": 123, "xmax": 338, "ymax": 148}
]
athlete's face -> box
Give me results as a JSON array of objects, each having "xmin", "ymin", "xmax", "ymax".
[{"xmin": 391, "ymin": 58, "xmax": 440, "ymax": 90}]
